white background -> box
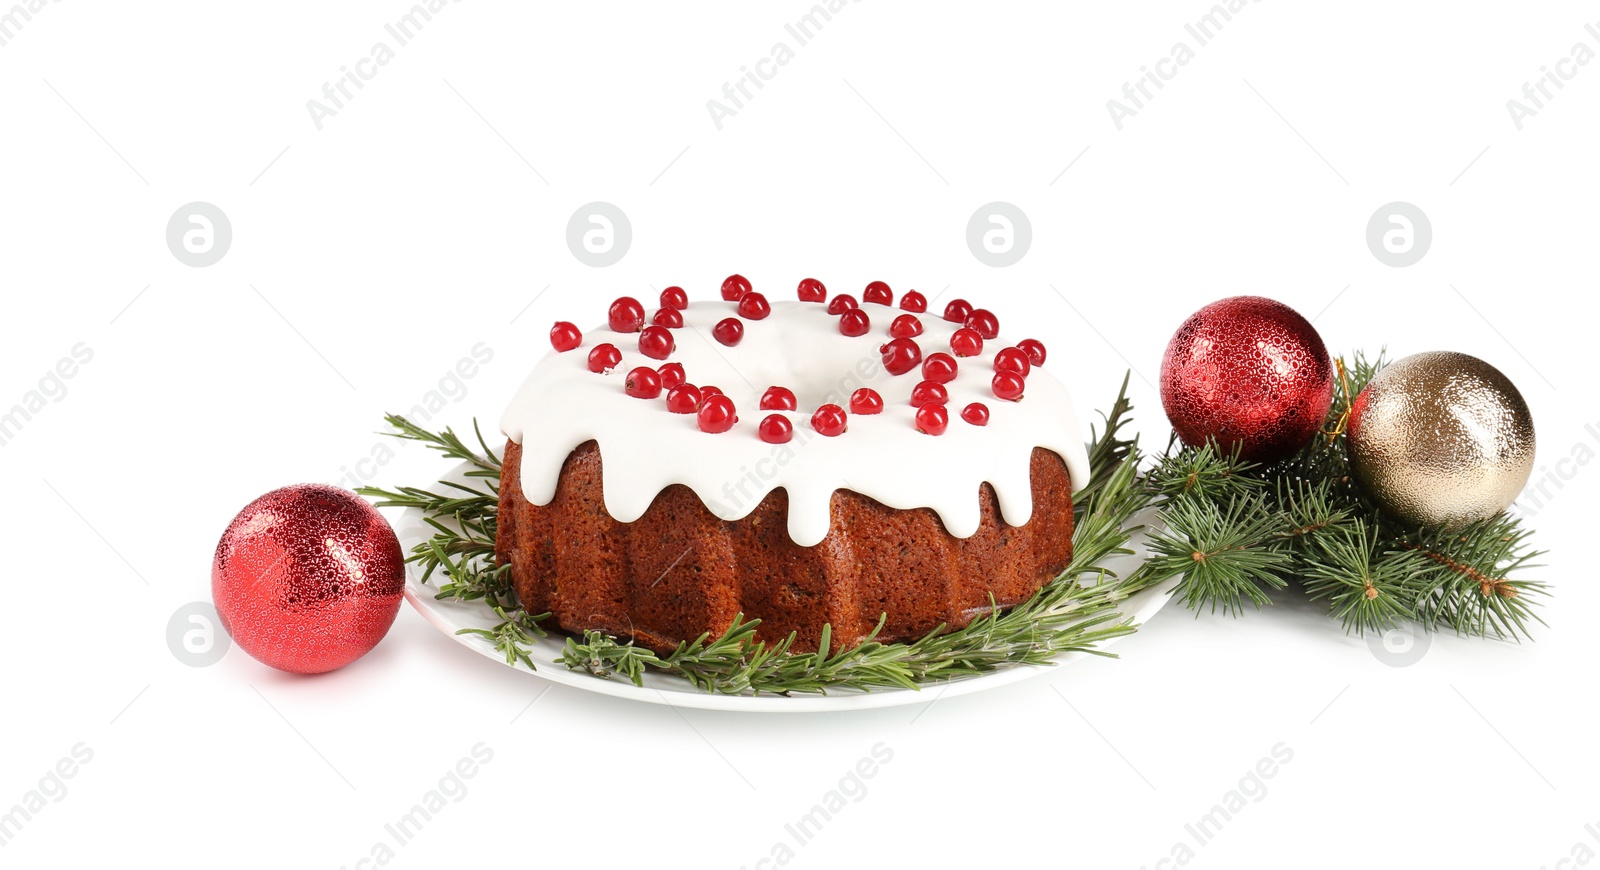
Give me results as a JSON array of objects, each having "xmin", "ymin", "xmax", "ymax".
[{"xmin": 1, "ymin": 1, "xmax": 1594, "ymax": 867}]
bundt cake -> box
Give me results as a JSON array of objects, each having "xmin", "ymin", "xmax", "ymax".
[{"xmin": 496, "ymin": 277, "xmax": 1090, "ymax": 654}]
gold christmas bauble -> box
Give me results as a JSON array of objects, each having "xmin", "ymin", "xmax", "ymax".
[{"xmin": 1346, "ymin": 351, "xmax": 1535, "ymax": 528}]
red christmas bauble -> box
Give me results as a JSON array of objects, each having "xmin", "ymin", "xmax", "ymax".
[
  {"xmin": 212, "ymin": 484, "xmax": 404, "ymax": 674},
  {"xmin": 1160, "ymin": 296, "xmax": 1334, "ymax": 463}
]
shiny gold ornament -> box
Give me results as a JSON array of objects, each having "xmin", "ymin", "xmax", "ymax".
[{"xmin": 1346, "ymin": 351, "xmax": 1535, "ymax": 528}]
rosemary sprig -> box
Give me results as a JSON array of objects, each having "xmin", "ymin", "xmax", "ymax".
[
  {"xmin": 556, "ymin": 433, "xmax": 1161, "ymax": 694},
  {"xmin": 357, "ymin": 416, "xmax": 504, "ymax": 594},
  {"xmin": 458, "ymin": 606, "xmax": 551, "ymax": 669},
  {"xmin": 377, "ymin": 413, "xmax": 502, "ymax": 477},
  {"xmin": 1072, "ymin": 373, "xmax": 1138, "ymax": 519},
  {"xmin": 365, "ymin": 381, "xmax": 1168, "ymax": 695}
]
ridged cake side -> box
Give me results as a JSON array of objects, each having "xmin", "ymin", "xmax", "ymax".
[{"xmin": 495, "ymin": 439, "xmax": 1075, "ymax": 654}]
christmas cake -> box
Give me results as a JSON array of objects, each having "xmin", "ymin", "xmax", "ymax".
[{"xmin": 495, "ymin": 277, "xmax": 1090, "ymax": 653}]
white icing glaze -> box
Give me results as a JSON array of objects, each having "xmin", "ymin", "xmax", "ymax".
[{"xmin": 500, "ymin": 298, "xmax": 1091, "ymax": 548}]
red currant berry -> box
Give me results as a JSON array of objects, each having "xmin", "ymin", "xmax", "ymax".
[
  {"xmin": 811, "ymin": 404, "xmax": 847, "ymax": 436},
  {"xmin": 943, "ymin": 298, "xmax": 973, "ymax": 323},
  {"xmin": 950, "ymin": 328, "xmax": 984, "ymax": 358},
  {"xmin": 713, "ymin": 317, "xmax": 744, "ymax": 346},
  {"xmin": 737, "ymin": 291, "xmax": 771, "ymax": 320},
  {"xmin": 797, "ymin": 278, "xmax": 827, "ymax": 303},
  {"xmin": 760, "ymin": 386, "xmax": 797, "ymax": 411},
  {"xmin": 965, "ymin": 308, "xmax": 1000, "ymax": 340},
  {"xmin": 849, "ymin": 388, "xmax": 884, "ymax": 415},
  {"xmin": 549, "ymin": 321, "xmax": 582, "ymax": 352},
  {"xmin": 660, "ymin": 286, "xmax": 688, "ymax": 310},
  {"xmin": 879, "ymin": 337, "xmax": 923, "ymax": 376},
  {"xmin": 638, "ymin": 325, "xmax": 675, "ymax": 360},
  {"xmin": 826, "ymin": 294, "xmax": 858, "ymax": 315},
  {"xmin": 665, "ymin": 384, "xmax": 701, "ymax": 414},
  {"xmin": 922, "ymin": 352, "xmax": 958, "ymax": 383},
  {"xmin": 652, "ymin": 307, "xmax": 684, "ymax": 329},
  {"xmin": 910, "ymin": 380, "xmax": 948, "ymax": 408},
  {"xmin": 890, "ymin": 314, "xmax": 923, "ymax": 338},
  {"xmin": 587, "ymin": 343, "xmax": 622, "ymax": 373},
  {"xmin": 657, "ymin": 362, "xmax": 685, "ymax": 390},
  {"xmin": 699, "ymin": 385, "xmax": 724, "ymax": 400},
  {"xmin": 961, "ymin": 402, "xmax": 990, "ymax": 426},
  {"xmin": 863, "ymin": 281, "xmax": 893, "ymax": 305},
  {"xmin": 1017, "ymin": 338, "xmax": 1047, "ymax": 368},
  {"xmin": 721, "ymin": 274, "xmax": 751, "ymax": 301},
  {"xmin": 758, "ymin": 414, "xmax": 793, "ymax": 444},
  {"xmin": 993, "ymin": 346, "xmax": 1031, "ymax": 378},
  {"xmin": 697, "ymin": 394, "xmax": 738, "ymax": 433},
  {"xmin": 608, "ymin": 297, "xmax": 645, "ymax": 333},
  {"xmin": 839, "ymin": 309, "xmax": 871, "ymax": 337},
  {"xmin": 915, "ymin": 403, "xmax": 949, "ymax": 436},
  {"xmin": 899, "ymin": 290, "xmax": 927, "ymax": 313},
  {"xmin": 625, "ymin": 366, "xmax": 662, "ymax": 399},
  {"xmin": 992, "ymin": 371, "xmax": 1025, "ymax": 401}
]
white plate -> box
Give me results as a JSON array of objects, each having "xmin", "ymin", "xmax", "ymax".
[{"xmin": 396, "ymin": 461, "xmax": 1177, "ymax": 713}]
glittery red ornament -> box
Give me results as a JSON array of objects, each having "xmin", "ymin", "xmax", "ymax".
[
  {"xmin": 212, "ymin": 484, "xmax": 404, "ymax": 674},
  {"xmin": 1160, "ymin": 296, "xmax": 1334, "ymax": 463}
]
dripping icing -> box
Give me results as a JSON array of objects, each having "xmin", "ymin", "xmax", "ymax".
[{"xmin": 500, "ymin": 299, "xmax": 1090, "ymax": 547}]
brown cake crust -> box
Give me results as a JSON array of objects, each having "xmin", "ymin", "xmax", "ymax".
[{"xmin": 495, "ymin": 439, "xmax": 1074, "ymax": 654}]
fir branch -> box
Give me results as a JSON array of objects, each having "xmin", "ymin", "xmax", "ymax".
[
  {"xmin": 1273, "ymin": 478, "xmax": 1356, "ymax": 544},
  {"xmin": 1146, "ymin": 439, "xmax": 1265, "ymax": 502},
  {"xmin": 1398, "ymin": 513, "xmax": 1548, "ymax": 640},
  {"xmin": 1300, "ymin": 520, "xmax": 1430, "ymax": 635},
  {"xmin": 1142, "ymin": 491, "xmax": 1292, "ymax": 615},
  {"xmin": 1143, "ymin": 346, "xmax": 1549, "ymax": 640}
]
